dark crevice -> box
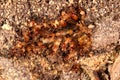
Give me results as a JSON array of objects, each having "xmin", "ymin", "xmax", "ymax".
[
  {"xmin": 27, "ymin": 0, "xmax": 34, "ymax": 20},
  {"xmin": 45, "ymin": 0, "xmax": 49, "ymax": 3},
  {"xmin": 66, "ymin": 0, "xmax": 69, "ymax": 2}
]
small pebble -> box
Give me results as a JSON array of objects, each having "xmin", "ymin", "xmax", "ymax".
[
  {"xmin": 80, "ymin": 11, "xmax": 85, "ymax": 15},
  {"xmin": 54, "ymin": 20, "xmax": 59, "ymax": 28},
  {"xmin": 2, "ymin": 24, "xmax": 12, "ymax": 30},
  {"xmin": 88, "ymin": 24, "xmax": 95, "ymax": 29}
]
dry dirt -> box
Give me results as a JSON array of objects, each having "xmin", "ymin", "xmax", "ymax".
[{"xmin": 0, "ymin": 0, "xmax": 120, "ymax": 80}]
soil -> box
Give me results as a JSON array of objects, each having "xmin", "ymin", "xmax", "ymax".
[{"xmin": 0, "ymin": 0, "xmax": 120, "ymax": 80}]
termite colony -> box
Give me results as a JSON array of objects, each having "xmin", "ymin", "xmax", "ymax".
[{"xmin": 9, "ymin": 6, "xmax": 92, "ymax": 61}]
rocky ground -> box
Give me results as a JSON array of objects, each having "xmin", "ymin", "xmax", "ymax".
[{"xmin": 0, "ymin": 0, "xmax": 120, "ymax": 80}]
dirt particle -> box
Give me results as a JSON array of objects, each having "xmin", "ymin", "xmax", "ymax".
[{"xmin": 1, "ymin": 24, "xmax": 12, "ymax": 30}]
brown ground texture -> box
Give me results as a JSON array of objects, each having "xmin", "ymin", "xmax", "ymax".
[{"xmin": 0, "ymin": 0, "xmax": 120, "ymax": 80}]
